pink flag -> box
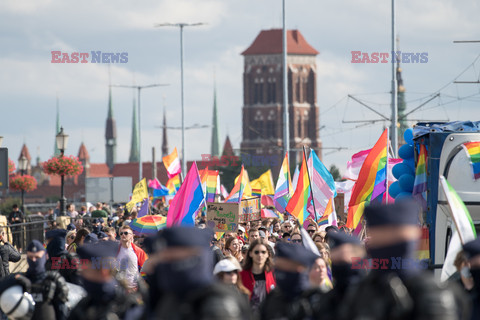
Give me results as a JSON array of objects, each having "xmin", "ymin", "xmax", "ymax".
[{"xmin": 148, "ymin": 178, "xmax": 162, "ymax": 189}]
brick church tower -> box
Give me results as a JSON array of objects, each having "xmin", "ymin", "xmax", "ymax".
[{"xmin": 240, "ymin": 29, "xmax": 322, "ymax": 173}]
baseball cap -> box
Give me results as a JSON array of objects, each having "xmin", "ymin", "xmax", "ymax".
[{"xmin": 213, "ymin": 259, "xmax": 241, "ymax": 275}]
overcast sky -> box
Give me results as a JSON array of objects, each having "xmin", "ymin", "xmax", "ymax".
[{"xmin": 1, "ymin": 0, "xmax": 479, "ymax": 177}]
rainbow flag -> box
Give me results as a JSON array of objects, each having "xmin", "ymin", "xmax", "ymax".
[
  {"xmin": 285, "ymin": 152, "xmax": 311, "ymax": 225},
  {"xmin": 199, "ymin": 167, "xmax": 219, "ymax": 203},
  {"xmin": 416, "ymin": 226, "xmax": 430, "ymax": 260},
  {"xmin": 163, "ymin": 147, "xmax": 182, "ymax": 178},
  {"xmin": 225, "ymin": 165, "xmax": 248, "ymax": 203},
  {"xmin": 462, "ymin": 141, "xmax": 480, "ymax": 180},
  {"xmin": 252, "ymin": 188, "xmax": 262, "ymax": 197},
  {"xmin": 412, "ymin": 144, "xmax": 427, "ymax": 211},
  {"xmin": 274, "ymin": 152, "xmax": 293, "ymax": 213},
  {"xmin": 167, "ymin": 162, "xmax": 204, "ymax": 227},
  {"xmin": 166, "ymin": 174, "xmax": 181, "ymax": 195},
  {"xmin": 346, "ymin": 129, "xmax": 388, "ymax": 229}
]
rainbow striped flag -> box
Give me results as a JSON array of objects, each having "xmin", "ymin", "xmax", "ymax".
[
  {"xmin": 416, "ymin": 226, "xmax": 430, "ymax": 260},
  {"xmin": 166, "ymin": 174, "xmax": 181, "ymax": 195},
  {"xmin": 462, "ymin": 141, "xmax": 480, "ymax": 180},
  {"xmin": 225, "ymin": 165, "xmax": 248, "ymax": 203},
  {"xmin": 285, "ymin": 152, "xmax": 311, "ymax": 225},
  {"xmin": 167, "ymin": 162, "xmax": 204, "ymax": 227},
  {"xmin": 346, "ymin": 129, "xmax": 388, "ymax": 229},
  {"xmin": 199, "ymin": 167, "xmax": 219, "ymax": 203},
  {"xmin": 274, "ymin": 152, "xmax": 293, "ymax": 213},
  {"xmin": 252, "ymin": 188, "xmax": 262, "ymax": 197},
  {"xmin": 412, "ymin": 144, "xmax": 427, "ymax": 211},
  {"xmin": 163, "ymin": 147, "xmax": 182, "ymax": 178}
]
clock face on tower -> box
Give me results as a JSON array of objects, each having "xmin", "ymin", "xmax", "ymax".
[{"xmin": 107, "ymin": 139, "xmax": 115, "ymax": 146}]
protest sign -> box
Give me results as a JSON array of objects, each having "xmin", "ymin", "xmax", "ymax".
[
  {"xmin": 239, "ymin": 197, "xmax": 261, "ymax": 222},
  {"xmin": 207, "ymin": 203, "xmax": 239, "ymax": 232}
]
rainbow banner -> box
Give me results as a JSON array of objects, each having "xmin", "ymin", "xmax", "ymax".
[
  {"xmin": 285, "ymin": 152, "xmax": 311, "ymax": 225},
  {"xmin": 462, "ymin": 141, "xmax": 480, "ymax": 180},
  {"xmin": 252, "ymin": 188, "xmax": 262, "ymax": 197},
  {"xmin": 199, "ymin": 167, "xmax": 219, "ymax": 203},
  {"xmin": 163, "ymin": 147, "xmax": 182, "ymax": 178},
  {"xmin": 412, "ymin": 144, "xmax": 428, "ymax": 211},
  {"xmin": 166, "ymin": 174, "xmax": 181, "ymax": 195},
  {"xmin": 346, "ymin": 129, "xmax": 388, "ymax": 229},
  {"xmin": 226, "ymin": 165, "xmax": 249, "ymax": 203},
  {"xmin": 167, "ymin": 162, "xmax": 204, "ymax": 227},
  {"xmin": 274, "ymin": 152, "xmax": 293, "ymax": 213}
]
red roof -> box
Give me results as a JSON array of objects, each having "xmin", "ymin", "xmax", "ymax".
[
  {"xmin": 18, "ymin": 144, "xmax": 32, "ymax": 161},
  {"xmin": 78, "ymin": 143, "xmax": 89, "ymax": 160},
  {"xmin": 222, "ymin": 136, "xmax": 234, "ymax": 157},
  {"xmin": 89, "ymin": 163, "xmax": 110, "ymax": 177},
  {"xmin": 242, "ymin": 29, "xmax": 319, "ymax": 56}
]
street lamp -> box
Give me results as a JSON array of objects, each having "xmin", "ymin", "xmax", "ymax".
[
  {"xmin": 56, "ymin": 127, "xmax": 69, "ymax": 216},
  {"xmin": 18, "ymin": 155, "xmax": 28, "ymax": 214},
  {"xmin": 111, "ymin": 84, "xmax": 168, "ymax": 181},
  {"xmin": 155, "ymin": 22, "xmax": 206, "ymax": 177}
]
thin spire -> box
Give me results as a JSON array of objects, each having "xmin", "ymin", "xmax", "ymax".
[
  {"xmin": 54, "ymin": 94, "xmax": 61, "ymax": 157},
  {"xmin": 129, "ymin": 96, "xmax": 139, "ymax": 163},
  {"xmin": 396, "ymin": 35, "xmax": 407, "ymax": 144},
  {"xmin": 105, "ymin": 80, "xmax": 117, "ymax": 171},
  {"xmin": 161, "ymin": 97, "xmax": 169, "ymax": 158},
  {"xmin": 211, "ymin": 76, "xmax": 221, "ymax": 157}
]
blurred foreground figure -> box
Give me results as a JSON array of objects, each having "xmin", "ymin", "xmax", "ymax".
[
  {"xmin": 340, "ymin": 201, "xmax": 469, "ymax": 320},
  {"xmin": 146, "ymin": 227, "xmax": 250, "ymax": 320},
  {"xmin": 259, "ymin": 242, "xmax": 318, "ymax": 319},
  {"xmin": 462, "ymin": 237, "xmax": 480, "ymax": 319},
  {"xmin": 313, "ymin": 230, "xmax": 366, "ymax": 320},
  {"xmin": 68, "ymin": 241, "xmax": 145, "ymax": 320}
]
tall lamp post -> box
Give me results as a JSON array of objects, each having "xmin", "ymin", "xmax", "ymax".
[
  {"xmin": 18, "ymin": 155, "xmax": 28, "ymax": 214},
  {"xmin": 155, "ymin": 22, "xmax": 206, "ymax": 177},
  {"xmin": 56, "ymin": 127, "xmax": 69, "ymax": 216}
]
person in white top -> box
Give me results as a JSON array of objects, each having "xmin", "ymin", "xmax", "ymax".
[{"xmin": 116, "ymin": 226, "xmax": 139, "ymax": 291}]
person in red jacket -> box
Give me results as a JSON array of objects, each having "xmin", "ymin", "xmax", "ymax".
[
  {"xmin": 116, "ymin": 225, "xmax": 147, "ymax": 292},
  {"xmin": 240, "ymin": 238, "xmax": 276, "ymax": 312}
]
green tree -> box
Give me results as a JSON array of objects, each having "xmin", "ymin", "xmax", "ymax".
[{"xmin": 329, "ymin": 164, "xmax": 342, "ymax": 181}]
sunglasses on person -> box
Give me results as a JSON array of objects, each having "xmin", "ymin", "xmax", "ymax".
[
  {"xmin": 292, "ymin": 239, "xmax": 302, "ymax": 243},
  {"xmin": 307, "ymin": 230, "xmax": 315, "ymax": 234},
  {"xmin": 253, "ymin": 250, "xmax": 268, "ymax": 255},
  {"xmin": 120, "ymin": 232, "xmax": 131, "ymax": 236}
]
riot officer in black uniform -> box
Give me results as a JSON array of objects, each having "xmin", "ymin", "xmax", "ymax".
[
  {"xmin": 259, "ymin": 242, "xmax": 319, "ymax": 320},
  {"xmin": 339, "ymin": 201, "xmax": 469, "ymax": 320},
  {"xmin": 312, "ymin": 230, "xmax": 366, "ymax": 319},
  {"xmin": 0, "ymin": 240, "xmax": 69, "ymax": 320},
  {"xmin": 45, "ymin": 229, "xmax": 81, "ymax": 285},
  {"xmin": 67, "ymin": 240, "xmax": 145, "ymax": 320},
  {"xmin": 145, "ymin": 226, "xmax": 251, "ymax": 320}
]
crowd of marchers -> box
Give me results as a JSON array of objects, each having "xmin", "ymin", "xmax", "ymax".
[{"xmin": 0, "ymin": 200, "xmax": 477, "ymax": 319}]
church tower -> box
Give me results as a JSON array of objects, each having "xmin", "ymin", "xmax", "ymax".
[
  {"xmin": 129, "ymin": 98, "xmax": 140, "ymax": 163},
  {"xmin": 105, "ymin": 86, "xmax": 117, "ymax": 172},
  {"xmin": 211, "ymin": 82, "xmax": 221, "ymax": 157},
  {"xmin": 240, "ymin": 29, "xmax": 322, "ymax": 170}
]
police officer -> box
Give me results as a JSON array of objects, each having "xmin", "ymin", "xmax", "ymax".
[
  {"xmin": 0, "ymin": 240, "xmax": 69, "ymax": 319},
  {"xmin": 339, "ymin": 201, "xmax": 469, "ymax": 320},
  {"xmin": 462, "ymin": 237, "xmax": 480, "ymax": 319},
  {"xmin": 312, "ymin": 230, "xmax": 366, "ymax": 320},
  {"xmin": 68, "ymin": 240, "xmax": 145, "ymax": 320},
  {"xmin": 45, "ymin": 229, "xmax": 81, "ymax": 285},
  {"xmin": 145, "ymin": 226, "xmax": 250, "ymax": 320},
  {"xmin": 259, "ymin": 242, "xmax": 319, "ymax": 320}
]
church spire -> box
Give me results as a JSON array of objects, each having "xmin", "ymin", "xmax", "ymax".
[
  {"xmin": 54, "ymin": 94, "xmax": 61, "ymax": 157},
  {"xmin": 129, "ymin": 96, "xmax": 139, "ymax": 163},
  {"xmin": 161, "ymin": 102, "xmax": 168, "ymax": 158},
  {"xmin": 105, "ymin": 84, "xmax": 117, "ymax": 171},
  {"xmin": 396, "ymin": 36, "xmax": 407, "ymax": 144},
  {"xmin": 211, "ymin": 78, "xmax": 220, "ymax": 157}
]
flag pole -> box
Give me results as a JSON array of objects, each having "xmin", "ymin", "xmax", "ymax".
[
  {"xmin": 303, "ymin": 146, "xmax": 318, "ymax": 224},
  {"xmin": 386, "ymin": 127, "xmax": 390, "ymax": 205}
]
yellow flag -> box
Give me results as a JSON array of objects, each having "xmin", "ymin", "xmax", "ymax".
[
  {"xmin": 126, "ymin": 178, "xmax": 148, "ymax": 212},
  {"xmin": 250, "ymin": 170, "xmax": 275, "ymax": 195}
]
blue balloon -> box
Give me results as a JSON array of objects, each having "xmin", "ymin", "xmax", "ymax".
[
  {"xmin": 389, "ymin": 181, "xmax": 401, "ymax": 198},
  {"xmin": 399, "ymin": 144, "xmax": 414, "ymax": 160},
  {"xmin": 392, "ymin": 163, "xmax": 414, "ymax": 180},
  {"xmin": 403, "ymin": 158, "xmax": 415, "ymax": 171},
  {"xmin": 398, "ymin": 174, "xmax": 415, "ymax": 192},
  {"xmin": 396, "ymin": 192, "xmax": 413, "ymax": 201},
  {"xmin": 404, "ymin": 128, "xmax": 414, "ymax": 145}
]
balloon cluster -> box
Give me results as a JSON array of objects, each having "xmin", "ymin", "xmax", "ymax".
[{"xmin": 389, "ymin": 128, "xmax": 416, "ymax": 201}]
